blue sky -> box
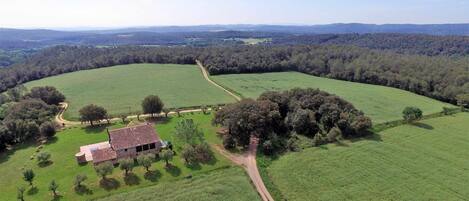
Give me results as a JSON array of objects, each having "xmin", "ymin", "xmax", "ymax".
[{"xmin": 0, "ymin": 0, "xmax": 468, "ymax": 28}]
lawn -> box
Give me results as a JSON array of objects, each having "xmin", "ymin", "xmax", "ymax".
[
  {"xmin": 212, "ymin": 72, "xmax": 453, "ymax": 123},
  {"xmin": 25, "ymin": 64, "xmax": 236, "ymax": 120},
  {"xmin": 0, "ymin": 112, "xmax": 242, "ymax": 201},
  {"xmin": 262, "ymin": 112, "xmax": 469, "ymax": 201},
  {"xmin": 98, "ymin": 166, "xmax": 260, "ymax": 201}
]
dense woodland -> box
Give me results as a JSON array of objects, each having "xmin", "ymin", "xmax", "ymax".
[
  {"xmin": 0, "ymin": 45, "xmax": 467, "ymax": 104},
  {"xmin": 213, "ymin": 88, "xmax": 372, "ymax": 154},
  {"xmin": 273, "ymin": 33, "xmax": 469, "ymax": 56}
]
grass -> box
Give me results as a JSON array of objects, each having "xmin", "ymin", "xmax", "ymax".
[
  {"xmin": 212, "ymin": 72, "xmax": 454, "ymax": 123},
  {"xmin": 97, "ymin": 166, "xmax": 260, "ymax": 201},
  {"xmin": 0, "ymin": 112, "xmax": 237, "ymax": 201},
  {"xmin": 25, "ymin": 64, "xmax": 236, "ymax": 120},
  {"xmin": 261, "ymin": 112, "xmax": 469, "ymax": 201}
]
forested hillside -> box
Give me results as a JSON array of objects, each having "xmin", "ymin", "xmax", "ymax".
[{"xmin": 0, "ymin": 45, "xmax": 467, "ymax": 104}]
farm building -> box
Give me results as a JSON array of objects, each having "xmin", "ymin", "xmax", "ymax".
[{"xmin": 76, "ymin": 122, "xmax": 163, "ymax": 165}]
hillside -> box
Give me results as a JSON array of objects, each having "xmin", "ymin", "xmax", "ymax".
[
  {"xmin": 212, "ymin": 72, "xmax": 453, "ymax": 123},
  {"xmin": 25, "ymin": 64, "xmax": 236, "ymax": 120},
  {"xmin": 262, "ymin": 112, "xmax": 469, "ymax": 201}
]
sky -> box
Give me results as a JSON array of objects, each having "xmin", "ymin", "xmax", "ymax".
[{"xmin": 0, "ymin": 0, "xmax": 468, "ymax": 29}]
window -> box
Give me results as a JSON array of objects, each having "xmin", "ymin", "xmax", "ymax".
[
  {"xmin": 149, "ymin": 143, "xmax": 156, "ymax": 149},
  {"xmin": 124, "ymin": 149, "xmax": 128, "ymax": 152},
  {"xmin": 143, "ymin": 144, "xmax": 149, "ymax": 151},
  {"xmin": 136, "ymin": 146, "xmax": 142, "ymax": 152}
]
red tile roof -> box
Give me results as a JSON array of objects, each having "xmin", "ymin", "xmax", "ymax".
[
  {"xmin": 109, "ymin": 123, "xmax": 161, "ymax": 150},
  {"xmin": 91, "ymin": 147, "xmax": 117, "ymax": 164}
]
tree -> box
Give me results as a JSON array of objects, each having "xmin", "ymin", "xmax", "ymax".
[
  {"xmin": 79, "ymin": 104, "xmax": 108, "ymax": 126},
  {"xmin": 141, "ymin": 95, "xmax": 164, "ymax": 117},
  {"xmin": 173, "ymin": 119, "xmax": 204, "ymax": 146},
  {"xmin": 159, "ymin": 149, "xmax": 174, "ymax": 167},
  {"xmin": 17, "ymin": 187, "xmax": 25, "ymax": 201},
  {"xmin": 73, "ymin": 174, "xmax": 87, "ymax": 189},
  {"xmin": 222, "ymin": 134, "xmax": 236, "ymax": 149},
  {"xmin": 201, "ymin": 105, "xmax": 208, "ymax": 114},
  {"xmin": 49, "ymin": 180, "xmax": 59, "ymax": 197},
  {"xmin": 25, "ymin": 86, "xmax": 65, "ymax": 105},
  {"xmin": 23, "ymin": 169, "xmax": 35, "ymax": 186},
  {"xmin": 6, "ymin": 85, "xmax": 26, "ymax": 102},
  {"xmin": 181, "ymin": 145, "xmax": 197, "ymax": 165},
  {"xmin": 402, "ymin": 107, "xmax": 423, "ymax": 122},
  {"xmin": 175, "ymin": 109, "xmax": 182, "ymax": 117},
  {"xmin": 39, "ymin": 121, "xmax": 57, "ymax": 138},
  {"xmin": 162, "ymin": 108, "xmax": 170, "ymax": 118},
  {"xmin": 94, "ymin": 162, "xmax": 113, "ymax": 180},
  {"xmin": 456, "ymin": 94, "xmax": 469, "ymax": 109},
  {"xmin": 137, "ymin": 154, "xmax": 153, "ymax": 172},
  {"xmin": 119, "ymin": 114, "xmax": 127, "ymax": 123},
  {"xmin": 37, "ymin": 152, "xmax": 51, "ymax": 165},
  {"xmin": 119, "ymin": 158, "xmax": 134, "ymax": 176}
]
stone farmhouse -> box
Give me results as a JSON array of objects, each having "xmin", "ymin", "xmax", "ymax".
[{"xmin": 76, "ymin": 122, "xmax": 163, "ymax": 165}]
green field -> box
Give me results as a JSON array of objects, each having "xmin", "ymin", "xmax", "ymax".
[
  {"xmin": 212, "ymin": 72, "xmax": 453, "ymax": 123},
  {"xmin": 0, "ymin": 112, "xmax": 249, "ymax": 201},
  {"xmin": 25, "ymin": 64, "xmax": 236, "ymax": 120},
  {"xmin": 98, "ymin": 167, "xmax": 260, "ymax": 201},
  {"xmin": 262, "ymin": 112, "xmax": 469, "ymax": 201}
]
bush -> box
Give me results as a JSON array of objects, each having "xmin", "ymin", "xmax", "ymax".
[
  {"xmin": 327, "ymin": 127, "xmax": 342, "ymax": 142},
  {"xmin": 181, "ymin": 145, "xmax": 197, "ymax": 165},
  {"xmin": 402, "ymin": 107, "xmax": 423, "ymax": 122},
  {"xmin": 37, "ymin": 152, "xmax": 51, "ymax": 165},
  {"xmin": 39, "ymin": 121, "xmax": 57, "ymax": 138},
  {"xmin": 194, "ymin": 143, "xmax": 213, "ymax": 162}
]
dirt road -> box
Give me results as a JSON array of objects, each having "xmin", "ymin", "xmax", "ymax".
[
  {"xmin": 196, "ymin": 60, "xmax": 242, "ymax": 101},
  {"xmin": 212, "ymin": 137, "xmax": 274, "ymax": 201}
]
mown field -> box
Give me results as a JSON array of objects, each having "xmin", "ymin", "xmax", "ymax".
[
  {"xmin": 262, "ymin": 112, "xmax": 469, "ymax": 201},
  {"xmin": 0, "ymin": 112, "xmax": 253, "ymax": 201},
  {"xmin": 212, "ymin": 72, "xmax": 453, "ymax": 123},
  {"xmin": 25, "ymin": 64, "xmax": 236, "ymax": 120},
  {"xmin": 98, "ymin": 166, "xmax": 260, "ymax": 201}
]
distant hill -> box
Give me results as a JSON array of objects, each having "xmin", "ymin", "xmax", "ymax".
[{"xmin": 86, "ymin": 23, "xmax": 469, "ymax": 35}]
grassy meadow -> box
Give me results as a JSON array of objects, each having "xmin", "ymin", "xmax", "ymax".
[
  {"xmin": 212, "ymin": 72, "xmax": 453, "ymax": 123},
  {"xmin": 261, "ymin": 112, "xmax": 469, "ymax": 201},
  {"xmin": 0, "ymin": 112, "xmax": 254, "ymax": 201},
  {"xmin": 25, "ymin": 64, "xmax": 236, "ymax": 120},
  {"xmin": 98, "ymin": 167, "xmax": 260, "ymax": 201}
]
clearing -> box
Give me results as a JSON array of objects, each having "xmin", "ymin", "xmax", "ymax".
[
  {"xmin": 261, "ymin": 112, "xmax": 469, "ymax": 201},
  {"xmin": 25, "ymin": 64, "xmax": 236, "ymax": 120},
  {"xmin": 0, "ymin": 112, "xmax": 259, "ymax": 201},
  {"xmin": 212, "ymin": 72, "xmax": 453, "ymax": 123}
]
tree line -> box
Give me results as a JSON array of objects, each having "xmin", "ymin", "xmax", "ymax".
[{"xmin": 0, "ymin": 45, "xmax": 467, "ymax": 104}]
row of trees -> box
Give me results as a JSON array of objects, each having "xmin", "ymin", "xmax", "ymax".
[
  {"xmin": 0, "ymin": 86, "xmax": 63, "ymax": 151},
  {"xmin": 1, "ymin": 45, "xmax": 467, "ymax": 104},
  {"xmin": 213, "ymin": 88, "xmax": 372, "ymax": 154}
]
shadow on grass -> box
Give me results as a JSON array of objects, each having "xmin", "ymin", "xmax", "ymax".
[
  {"xmin": 186, "ymin": 162, "xmax": 201, "ymax": 170},
  {"xmin": 38, "ymin": 160, "xmax": 53, "ymax": 168},
  {"xmin": 51, "ymin": 194, "xmax": 64, "ymax": 201},
  {"xmin": 165, "ymin": 164, "xmax": 181, "ymax": 177},
  {"xmin": 84, "ymin": 125, "xmax": 108, "ymax": 134},
  {"xmin": 27, "ymin": 186, "xmax": 38, "ymax": 195},
  {"xmin": 99, "ymin": 178, "xmax": 120, "ymax": 191},
  {"xmin": 411, "ymin": 122, "xmax": 434, "ymax": 130},
  {"xmin": 144, "ymin": 170, "xmax": 162, "ymax": 182},
  {"xmin": 74, "ymin": 185, "xmax": 93, "ymax": 195},
  {"xmin": 0, "ymin": 140, "xmax": 37, "ymax": 164},
  {"xmin": 124, "ymin": 173, "xmax": 140, "ymax": 186}
]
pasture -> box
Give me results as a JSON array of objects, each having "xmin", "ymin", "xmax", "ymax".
[
  {"xmin": 262, "ymin": 112, "xmax": 469, "ymax": 201},
  {"xmin": 0, "ymin": 112, "xmax": 243, "ymax": 201},
  {"xmin": 98, "ymin": 167, "xmax": 260, "ymax": 201},
  {"xmin": 25, "ymin": 64, "xmax": 236, "ymax": 120},
  {"xmin": 212, "ymin": 72, "xmax": 453, "ymax": 123}
]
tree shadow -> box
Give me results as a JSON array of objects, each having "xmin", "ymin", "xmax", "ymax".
[
  {"xmin": 99, "ymin": 178, "xmax": 120, "ymax": 191},
  {"xmin": 27, "ymin": 186, "xmax": 38, "ymax": 195},
  {"xmin": 165, "ymin": 164, "xmax": 181, "ymax": 177},
  {"xmin": 51, "ymin": 194, "xmax": 64, "ymax": 201},
  {"xmin": 83, "ymin": 125, "xmax": 108, "ymax": 134},
  {"xmin": 44, "ymin": 137, "xmax": 58, "ymax": 145},
  {"xmin": 123, "ymin": 173, "xmax": 140, "ymax": 186},
  {"xmin": 74, "ymin": 185, "xmax": 93, "ymax": 195},
  {"xmin": 0, "ymin": 140, "xmax": 37, "ymax": 164},
  {"xmin": 411, "ymin": 122, "xmax": 434, "ymax": 130},
  {"xmin": 186, "ymin": 162, "xmax": 201, "ymax": 170},
  {"xmin": 38, "ymin": 160, "xmax": 53, "ymax": 168},
  {"xmin": 144, "ymin": 170, "xmax": 161, "ymax": 182}
]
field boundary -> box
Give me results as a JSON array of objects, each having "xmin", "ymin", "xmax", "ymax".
[{"xmin": 196, "ymin": 60, "xmax": 242, "ymax": 101}]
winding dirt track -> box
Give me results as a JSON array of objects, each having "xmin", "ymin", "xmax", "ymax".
[{"xmin": 55, "ymin": 63, "xmax": 274, "ymax": 200}]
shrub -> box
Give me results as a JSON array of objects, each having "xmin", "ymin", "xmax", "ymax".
[
  {"xmin": 402, "ymin": 106, "xmax": 423, "ymax": 122},
  {"xmin": 37, "ymin": 152, "xmax": 51, "ymax": 165},
  {"xmin": 181, "ymin": 145, "xmax": 197, "ymax": 165},
  {"xmin": 194, "ymin": 143, "xmax": 213, "ymax": 162},
  {"xmin": 73, "ymin": 174, "xmax": 87, "ymax": 189},
  {"xmin": 39, "ymin": 121, "xmax": 57, "ymax": 138}
]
